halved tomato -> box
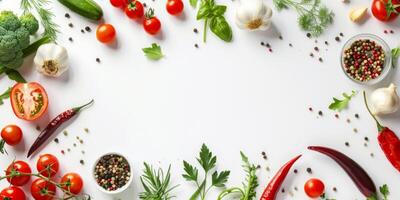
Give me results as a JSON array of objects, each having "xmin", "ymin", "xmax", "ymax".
[{"xmin": 10, "ymin": 82, "xmax": 48, "ymax": 121}]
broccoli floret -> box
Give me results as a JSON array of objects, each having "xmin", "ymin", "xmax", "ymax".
[
  {"xmin": 20, "ymin": 13, "xmax": 39, "ymax": 34},
  {"xmin": 0, "ymin": 11, "xmax": 39, "ymax": 69}
]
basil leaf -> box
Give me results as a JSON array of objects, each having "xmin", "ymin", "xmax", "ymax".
[
  {"xmin": 209, "ymin": 16, "xmax": 232, "ymax": 42},
  {"xmin": 5, "ymin": 69, "xmax": 27, "ymax": 83},
  {"xmin": 212, "ymin": 5, "xmax": 226, "ymax": 16},
  {"xmin": 190, "ymin": 0, "xmax": 198, "ymax": 8},
  {"xmin": 197, "ymin": 0, "xmax": 212, "ymax": 20},
  {"xmin": 0, "ymin": 88, "xmax": 11, "ymax": 106}
]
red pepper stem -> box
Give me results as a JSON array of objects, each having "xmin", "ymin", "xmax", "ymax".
[
  {"xmin": 362, "ymin": 91, "xmax": 384, "ymax": 132},
  {"xmin": 72, "ymin": 99, "xmax": 94, "ymax": 113}
]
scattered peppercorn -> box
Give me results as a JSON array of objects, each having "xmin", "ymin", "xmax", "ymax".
[
  {"xmin": 68, "ymin": 37, "xmax": 73, "ymax": 42},
  {"xmin": 370, "ymin": 153, "xmax": 374, "ymax": 157},
  {"xmin": 390, "ymin": 30, "xmax": 394, "ymax": 34},
  {"xmin": 63, "ymin": 130, "xmax": 68, "ymax": 136},
  {"xmin": 314, "ymin": 47, "xmax": 319, "ymax": 51},
  {"xmin": 73, "ymin": 143, "xmax": 77, "ymax": 147},
  {"xmin": 194, "ymin": 44, "xmax": 199, "ymax": 48},
  {"xmin": 335, "ymin": 36, "xmax": 340, "ymax": 42},
  {"xmin": 36, "ymin": 125, "xmax": 41, "ymax": 131},
  {"xmin": 308, "ymin": 107, "xmax": 313, "ymax": 112},
  {"xmin": 65, "ymin": 13, "xmax": 70, "ymax": 18},
  {"xmin": 306, "ymin": 167, "xmax": 312, "ymax": 174},
  {"xmin": 143, "ymin": 2, "xmax": 147, "ymax": 7},
  {"xmin": 281, "ymin": 188, "xmax": 285, "ymax": 193},
  {"xmin": 84, "ymin": 128, "xmax": 89, "ymax": 133},
  {"xmin": 289, "ymin": 43, "xmax": 293, "ymax": 47},
  {"xmin": 306, "ymin": 33, "xmax": 311, "ymax": 38},
  {"xmin": 68, "ymin": 23, "xmax": 73, "ymax": 28},
  {"xmin": 193, "ymin": 28, "xmax": 198, "ymax": 33},
  {"xmin": 85, "ymin": 26, "xmax": 91, "ymax": 32},
  {"xmin": 346, "ymin": 118, "xmax": 351, "ymax": 123},
  {"xmin": 67, "ymin": 148, "xmax": 71, "ymax": 152},
  {"xmin": 261, "ymin": 42, "xmax": 265, "ymax": 46},
  {"xmin": 294, "ymin": 186, "xmax": 298, "ymax": 191},
  {"xmin": 268, "ymin": 48, "xmax": 273, "ymax": 53},
  {"xmin": 333, "ymin": 187, "xmax": 337, "ymax": 192},
  {"xmin": 364, "ymin": 143, "xmax": 368, "ymax": 147},
  {"xmin": 355, "ymin": 113, "xmax": 359, "ymax": 118},
  {"xmin": 318, "ymin": 110, "xmax": 323, "ymax": 116},
  {"xmin": 96, "ymin": 58, "xmax": 101, "ymax": 63},
  {"xmin": 345, "ymin": 142, "xmax": 350, "ymax": 147},
  {"xmin": 261, "ymin": 151, "xmax": 266, "ymax": 155},
  {"xmin": 79, "ymin": 139, "xmax": 84, "ymax": 144},
  {"xmin": 54, "ymin": 138, "xmax": 59, "ymax": 143},
  {"xmin": 293, "ymin": 169, "xmax": 298, "ymax": 174},
  {"xmin": 324, "ymin": 41, "xmax": 329, "ymax": 45},
  {"xmin": 318, "ymin": 57, "xmax": 323, "ymax": 62},
  {"xmin": 94, "ymin": 154, "xmax": 131, "ymax": 191},
  {"xmin": 279, "ymin": 35, "xmax": 283, "ymax": 40},
  {"xmin": 266, "ymin": 166, "xmax": 270, "ymax": 171},
  {"xmin": 364, "ymin": 137, "xmax": 369, "ymax": 141},
  {"xmin": 309, "ymin": 53, "xmax": 314, "ymax": 57},
  {"xmin": 339, "ymin": 32, "xmax": 344, "ymax": 37},
  {"xmin": 81, "ymin": 29, "xmax": 85, "ymax": 33},
  {"xmin": 334, "ymin": 114, "xmax": 339, "ymax": 119},
  {"xmin": 61, "ymin": 150, "xmax": 65, "ymax": 154},
  {"xmin": 80, "ymin": 160, "xmax": 85, "ymax": 165},
  {"xmin": 353, "ymin": 128, "xmax": 358, "ymax": 133},
  {"xmin": 384, "ymin": 30, "xmax": 388, "ymax": 34}
]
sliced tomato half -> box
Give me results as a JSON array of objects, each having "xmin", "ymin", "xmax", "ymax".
[{"xmin": 10, "ymin": 82, "xmax": 48, "ymax": 121}]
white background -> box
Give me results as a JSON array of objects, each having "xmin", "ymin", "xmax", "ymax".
[{"xmin": 1, "ymin": 0, "xmax": 400, "ymax": 199}]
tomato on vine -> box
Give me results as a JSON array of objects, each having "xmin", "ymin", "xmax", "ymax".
[
  {"xmin": 143, "ymin": 8, "xmax": 161, "ymax": 35},
  {"xmin": 125, "ymin": 0, "xmax": 144, "ymax": 19},
  {"xmin": 0, "ymin": 125, "xmax": 23, "ymax": 154},
  {"xmin": 31, "ymin": 178, "xmax": 56, "ymax": 200},
  {"xmin": 6, "ymin": 161, "xmax": 32, "ymax": 186},
  {"xmin": 371, "ymin": 0, "xmax": 400, "ymax": 21},
  {"xmin": 166, "ymin": 0, "xmax": 184, "ymax": 15},
  {"xmin": 0, "ymin": 186, "xmax": 26, "ymax": 200},
  {"xmin": 60, "ymin": 173, "xmax": 84, "ymax": 195},
  {"xmin": 110, "ymin": 0, "xmax": 128, "ymax": 8},
  {"xmin": 37, "ymin": 154, "xmax": 59, "ymax": 178}
]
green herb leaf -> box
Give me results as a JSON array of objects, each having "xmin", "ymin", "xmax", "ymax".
[
  {"xmin": 182, "ymin": 161, "xmax": 198, "ymax": 182},
  {"xmin": 0, "ymin": 88, "xmax": 11, "ymax": 106},
  {"xmin": 211, "ymin": 5, "xmax": 226, "ymax": 16},
  {"xmin": 328, "ymin": 91, "xmax": 356, "ymax": 112},
  {"xmin": 5, "ymin": 69, "xmax": 26, "ymax": 83},
  {"xmin": 211, "ymin": 170, "xmax": 230, "ymax": 187},
  {"xmin": 142, "ymin": 43, "xmax": 164, "ymax": 60},
  {"xmin": 197, "ymin": 143, "xmax": 217, "ymax": 172},
  {"xmin": 197, "ymin": 0, "xmax": 214, "ymax": 20},
  {"xmin": 190, "ymin": 0, "xmax": 198, "ymax": 8},
  {"xmin": 392, "ymin": 48, "xmax": 400, "ymax": 58},
  {"xmin": 209, "ymin": 16, "xmax": 232, "ymax": 42},
  {"xmin": 380, "ymin": 184, "xmax": 389, "ymax": 200}
]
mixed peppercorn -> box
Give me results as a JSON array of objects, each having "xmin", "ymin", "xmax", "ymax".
[
  {"xmin": 343, "ymin": 39, "xmax": 385, "ymax": 82},
  {"xmin": 94, "ymin": 154, "xmax": 131, "ymax": 191}
]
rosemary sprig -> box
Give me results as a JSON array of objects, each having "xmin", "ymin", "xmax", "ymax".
[
  {"xmin": 139, "ymin": 162, "xmax": 179, "ymax": 200},
  {"xmin": 273, "ymin": 0, "xmax": 334, "ymax": 36},
  {"xmin": 20, "ymin": 0, "xmax": 58, "ymax": 41}
]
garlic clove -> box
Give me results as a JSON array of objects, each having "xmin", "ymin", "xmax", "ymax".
[
  {"xmin": 370, "ymin": 83, "xmax": 400, "ymax": 115},
  {"xmin": 34, "ymin": 43, "xmax": 69, "ymax": 77}
]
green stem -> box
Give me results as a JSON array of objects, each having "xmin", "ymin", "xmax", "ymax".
[
  {"xmin": 203, "ymin": 19, "xmax": 208, "ymax": 43},
  {"xmin": 22, "ymin": 35, "xmax": 52, "ymax": 57},
  {"xmin": 72, "ymin": 99, "xmax": 94, "ymax": 112},
  {"xmin": 217, "ymin": 187, "xmax": 243, "ymax": 200},
  {"xmin": 363, "ymin": 91, "xmax": 384, "ymax": 132}
]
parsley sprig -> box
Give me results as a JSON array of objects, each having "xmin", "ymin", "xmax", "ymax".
[
  {"xmin": 217, "ymin": 152, "xmax": 258, "ymax": 200},
  {"xmin": 380, "ymin": 184, "xmax": 389, "ymax": 200},
  {"xmin": 273, "ymin": 0, "xmax": 334, "ymax": 36},
  {"xmin": 328, "ymin": 91, "xmax": 357, "ymax": 112},
  {"xmin": 142, "ymin": 43, "xmax": 164, "ymax": 60},
  {"xmin": 139, "ymin": 162, "xmax": 179, "ymax": 200},
  {"xmin": 183, "ymin": 144, "xmax": 230, "ymax": 200}
]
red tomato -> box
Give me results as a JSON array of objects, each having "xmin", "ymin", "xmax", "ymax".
[
  {"xmin": 143, "ymin": 9, "xmax": 161, "ymax": 35},
  {"xmin": 166, "ymin": 0, "xmax": 184, "ymax": 15},
  {"xmin": 1, "ymin": 125, "xmax": 23, "ymax": 146},
  {"xmin": 6, "ymin": 161, "xmax": 32, "ymax": 186},
  {"xmin": 96, "ymin": 24, "xmax": 116, "ymax": 43},
  {"xmin": 125, "ymin": 0, "xmax": 144, "ymax": 19},
  {"xmin": 110, "ymin": 0, "xmax": 128, "ymax": 8},
  {"xmin": 0, "ymin": 186, "xmax": 26, "ymax": 200},
  {"xmin": 371, "ymin": 0, "xmax": 400, "ymax": 21},
  {"xmin": 30, "ymin": 178, "xmax": 56, "ymax": 200},
  {"xmin": 60, "ymin": 173, "xmax": 83, "ymax": 195},
  {"xmin": 37, "ymin": 154, "xmax": 59, "ymax": 178},
  {"xmin": 304, "ymin": 178, "xmax": 325, "ymax": 198},
  {"xmin": 10, "ymin": 82, "xmax": 48, "ymax": 121}
]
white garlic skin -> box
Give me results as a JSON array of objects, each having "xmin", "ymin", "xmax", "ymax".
[
  {"xmin": 34, "ymin": 43, "xmax": 69, "ymax": 77},
  {"xmin": 235, "ymin": 0, "xmax": 273, "ymax": 31},
  {"xmin": 370, "ymin": 83, "xmax": 400, "ymax": 115}
]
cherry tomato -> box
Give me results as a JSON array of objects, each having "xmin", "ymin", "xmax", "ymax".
[
  {"xmin": 6, "ymin": 161, "xmax": 32, "ymax": 186},
  {"xmin": 37, "ymin": 154, "xmax": 59, "ymax": 178},
  {"xmin": 143, "ymin": 9, "xmax": 161, "ymax": 35},
  {"xmin": 30, "ymin": 178, "xmax": 56, "ymax": 200},
  {"xmin": 371, "ymin": 0, "xmax": 400, "ymax": 21},
  {"xmin": 60, "ymin": 173, "xmax": 83, "ymax": 195},
  {"xmin": 110, "ymin": 0, "xmax": 128, "ymax": 8},
  {"xmin": 125, "ymin": 0, "xmax": 144, "ymax": 19},
  {"xmin": 0, "ymin": 186, "xmax": 26, "ymax": 200},
  {"xmin": 1, "ymin": 125, "xmax": 23, "ymax": 146},
  {"xmin": 166, "ymin": 0, "xmax": 184, "ymax": 15},
  {"xmin": 96, "ymin": 24, "xmax": 116, "ymax": 43},
  {"xmin": 10, "ymin": 82, "xmax": 48, "ymax": 121},
  {"xmin": 304, "ymin": 178, "xmax": 325, "ymax": 198}
]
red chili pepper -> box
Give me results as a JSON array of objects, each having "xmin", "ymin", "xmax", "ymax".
[
  {"xmin": 27, "ymin": 100, "xmax": 94, "ymax": 157},
  {"xmin": 363, "ymin": 91, "xmax": 400, "ymax": 172},
  {"xmin": 260, "ymin": 155, "xmax": 301, "ymax": 200}
]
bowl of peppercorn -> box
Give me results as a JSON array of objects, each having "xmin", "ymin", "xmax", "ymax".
[
  {"xmin": 92, "ymin": 153, "xmax": 133, "ymax": 195},
  {"xmin": 341, "ymin": 33, "xmax": 392, "ymax": 85}
]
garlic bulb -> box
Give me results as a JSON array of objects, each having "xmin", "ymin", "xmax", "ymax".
[
  {"xmin": 235, "ymin": 0, "xmax": 272, "ymax": 31},
  {"xmin": 34, "ymin": 43, "xmax": 69, "ymax": 77},
  {"xmin": 370, "ymin": 84, "xmax": 400, "ymax": 115}
]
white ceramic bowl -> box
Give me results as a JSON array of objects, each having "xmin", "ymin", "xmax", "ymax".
[{"xmin": 92, "ymin": 152, "xmax": 133, "ymax": 195}]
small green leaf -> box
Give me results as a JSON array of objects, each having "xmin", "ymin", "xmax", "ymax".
[
  {"xmin": 182, "ymin": 161, "xmax": 198, "ymax": 182},
  {"xmin": 380, "ymin": 184, "xmax": 389, "ymax": 200},
  {"xmin": 197, "ymin": 0, "xmax": 213, "ymax": 20},
  {"xmin": 0, "ymin": 88, "xmax": 11, "ymax": 106},
  {"xmin": 328, "ymin": 91, "xmax": 356, "ymax": 112},
  {"xmin": 209, "ymin": 16, "xmax": 232, "ymax": 42},
  {"xmin": 211, "ymin": 170, "xmax": 230, "ymax": 187},
  {"xmin": 392, "ymin": 48, "xmax": 400, "ymax": 58},
  {"xmin": 211, "ymin": 5, "xmax": 226, "ymax": 16},
  {"xmin": 190, "ymin": 0, "xmax": 198, "ymax": 8},
  {"xmin": 197, "ymin": 143, "xmax": 217, "ymax": 172},
  {"xmin": 142, "ymin": 43, "xmax": 163, "ymax": 60}
]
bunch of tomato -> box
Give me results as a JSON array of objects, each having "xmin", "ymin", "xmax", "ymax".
[
  {"xmin": 371, "ymin": 0, "xmax": 400, "ymax": 21},
  {"xmin": 97, "ymin": 0, "xmax": 184, "ymax": 43},
  {"xmin": 0, "ymin": 154, "xmax": 83, "ymax": 200}
]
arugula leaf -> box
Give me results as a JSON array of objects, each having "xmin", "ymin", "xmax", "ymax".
[
  {"xmin": 183, "ymin": 144, "xmax": 230, "ymax": 200},
  {"xmin": 183, "ymin": 161, "xmax": 198, "ymax": 182},
  {"xmin": 190, "ymin": 0, "xmax": 198, "ymax": 8},
  {"xmin": 380, "ymin": 184, "xmax": 389, "ymax": 200},
  {"xmin": 328, "ymin": 91, "xmax": 356, "ymax": 112},
  {"xmin": 211, "ymin": 171, "xmax": 230, "ymax": 187},
  {"xmin": 142, "ymin": 43, "xmax": 163, "ymax": 60},
  {"xmin": 5, "ymin": 69, "xmax": 27, "ymax": 83},
  {"xmin": 0, "ymin": 88, "xmax": 11, "ymax": 106}
]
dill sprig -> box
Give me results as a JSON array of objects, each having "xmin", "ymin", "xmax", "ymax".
[
  {"xmin": 217, "ymin": 152, "xmax": 258, "ymax": 200},
  {"xmin": 139, "ymin": 162, "xmax": 179, "ymax": 200},
  {"xmin": 273, "ymin": 0, "xmax": 334, "ymax": 36},
  {"xmin": 20, "ymin": 0, "xmax": 59, "ymax": 41}
]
